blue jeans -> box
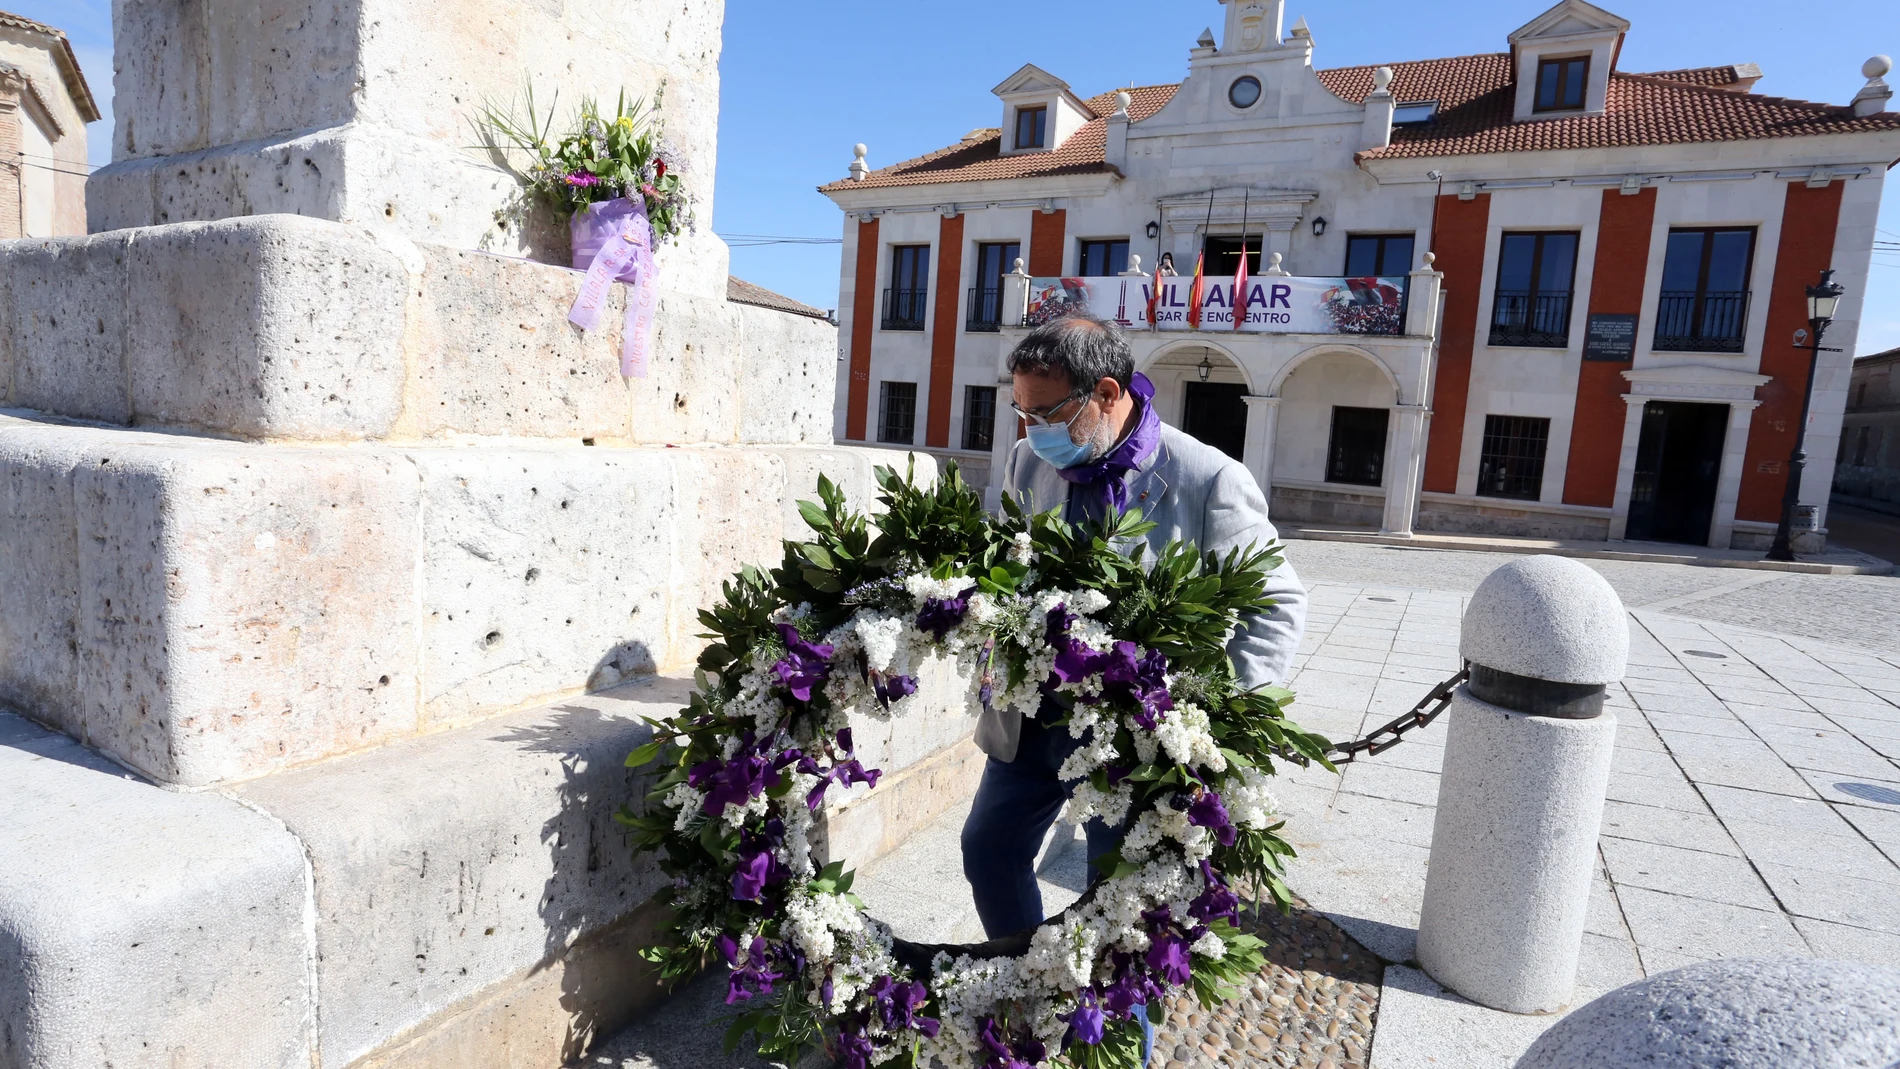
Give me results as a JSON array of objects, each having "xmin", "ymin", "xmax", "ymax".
[{"xmin": 960, "ymin": 712, "xmax": 1156, "ymax": 1064}]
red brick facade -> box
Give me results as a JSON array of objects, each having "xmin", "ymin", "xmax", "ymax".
[
  {"xmin": 1563, "ymin": 187, "xmax": 1657, "ymax": 507},
  {"xmin": 845, "ymin": 216, "xmax": 880, "ymax": 441},
  {"xmin": 1423, "ymin": 193, "xmax": 1491, "ymax": 494},
  {"xmin": 1737, "ymin": 181, "xmax": 1845, "ymax": 521},
  {"xmin": 926, "ymin": 213, "xmax": 966, "ymax": 448}
]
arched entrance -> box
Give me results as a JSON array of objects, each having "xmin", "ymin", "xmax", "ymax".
[
  {"xmin": 1141, "ymin": 342, "xmax": 1252, "ymax": 461},
  {"xmin": 1264, "ymin": 346, "xmax": 1424, "ymax": 535}
]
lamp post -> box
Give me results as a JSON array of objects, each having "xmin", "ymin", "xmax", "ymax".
[{"xmin": 1764, "ymin": 268, "xmax": 1845, "ymax": 562}]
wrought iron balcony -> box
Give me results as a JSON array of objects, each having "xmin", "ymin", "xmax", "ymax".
[
  {"xmin": 881, "ymin": 287, "xmax": 929, "ymax": 331},
  {"xmin": 1488, "ymin": 291, "xmax": 1573, "ymax": 348},
  {"xmin": 1654, "ymin": 290, "xmax": 1748, "ymax": 352},
  {"xmin": 966, "ymin": 287, "xmax": 1002, "ymax": 332}
]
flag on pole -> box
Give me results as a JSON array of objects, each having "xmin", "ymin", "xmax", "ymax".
[
  {"xmin": 1231, "ymin": 239, "xmax": 1250, "ymax": 331},
  {"xmin": 1147, "ymin": 259, "xmax": 1165, "ymax": 329},
  {"xmin": 1186, "ymin": 251, "xmax": 1206, "ymax": 329}
]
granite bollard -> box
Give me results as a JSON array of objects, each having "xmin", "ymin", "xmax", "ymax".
[
  {"xmin": 1516, "ymin": 958, "xmax": 1900, "ymax": 1067},
  {"xmin": 1415, "ymin": 555, "xmax": 1628, "ymax": 1014}
]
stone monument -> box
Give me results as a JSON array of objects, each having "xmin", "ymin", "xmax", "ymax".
[{"xmin": 0, "ymin": 3, "xmax": 978, "ymax": 1067}]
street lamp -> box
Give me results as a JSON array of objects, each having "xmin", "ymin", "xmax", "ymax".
[
  {"xmin": 1764, "ymin": 268, "xmax": 1846, "ymax": 562},
  {"xmin": 1197, "ymin": 352, "xmax": 1213, "ymax": 382}
]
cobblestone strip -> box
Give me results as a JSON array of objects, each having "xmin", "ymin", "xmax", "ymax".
[{"xmin": 1153, "ymin": 897, "xmax": 1383, "ymax": 1069}]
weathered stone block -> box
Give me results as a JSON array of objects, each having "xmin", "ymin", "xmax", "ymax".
[
  {"xmin": 5, "ymin": 233, "xmax": 134, "ymax": 423},
  {"xmin": 0, "ymin": 712, "xmax": 311, "ymax": 1069},
  {"xmin": 630, "ymin": 292, "xmax": 748, "ymax": 445},
  {"xmin": 233, "ymin": 676, "xmax": 689, "ymax": 1069},
  {"xmin": 665, "ymin": 448, "xmax": 791, "ymax": 662},
  {"xmin": 124, "ymin": 215, "xmax": 411, "ymax": 438},
  {"xmin": 407, "ymin": 247, "xmax": 632, "ymax": 440},
  {"xmin": 73, "ymin": 435, "xmax": 424, "ymax": 787},
  {"xmin": 735, "ymin": 301, "xmax": 840, "ymax": 445},
  {"xmin": 0, "ymin": 423, "xmax": 99, "ymax": 740},
  {"xmin": 410, "ymin": 444, "xmax": 675, "ymax": 724}
]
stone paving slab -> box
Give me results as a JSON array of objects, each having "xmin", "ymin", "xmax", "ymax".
[{"xmin": 1277, "ymin": 576, "xmax": 1900, "ymax": 1069}]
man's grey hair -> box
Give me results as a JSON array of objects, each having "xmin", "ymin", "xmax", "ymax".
[{"xmin": 1006, "ymin": 314, "xmax": 1134, "ymax": 391}]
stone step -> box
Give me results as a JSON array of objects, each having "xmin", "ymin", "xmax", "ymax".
[
  {"xmin": 0, "ymin": 410, "xmax": 922, "ymax": 787},
  {"xmin": 0, "ymin": 215, "xmax": 822, "ymax": 445},
  {"xmin": 1, "ymin": 664, "xmax": 978, "ymax": 1069}
]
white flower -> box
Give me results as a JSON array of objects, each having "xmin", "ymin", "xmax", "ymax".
[
  {"xmin": 1191, "ymin": 930, "xmax": 1227, "ymax": 960},
  {"xmin": 1224, "ymin": 764, "xmax": 1284, "ymax": 830},
  {"xmin": 1151, "ymin": 702, "xmax": 1227, "ymax": 773},
  {"xmin": 1008, "ymin": 532, "xmax": 1034, "ymax": 564}
]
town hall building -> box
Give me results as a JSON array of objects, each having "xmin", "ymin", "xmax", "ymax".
[{"xmin": 821, "ymin": 0, "xmax": 1900, "ymax": 550}]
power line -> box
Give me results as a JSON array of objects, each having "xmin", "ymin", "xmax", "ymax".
[{"xmin": 717, "ymin": 233, "xmax": 843, "ymax": 247}]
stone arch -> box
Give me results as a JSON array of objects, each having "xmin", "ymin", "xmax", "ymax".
[
  {"xmin": 1267, "ymin": 343, "xmax": 1404, "ymax": 405},
  {"xmin": 1135, "ymin": 338, "xmax": 1259, "ymax": 394}
]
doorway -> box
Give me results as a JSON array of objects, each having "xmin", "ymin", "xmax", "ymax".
[
  {"xmin": 1181, "ymin": 382, "xmax": 1249, "ymax": 461},
  {"xmin": 1625, "ymin": 401, "xmax": 1730, "ymax": 545}
]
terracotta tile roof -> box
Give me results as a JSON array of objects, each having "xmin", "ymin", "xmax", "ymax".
[
  {"xmin": 727, "ymin": 275, "xmax": 830, "ymax": 320},
  {"xmin": 1318, "ymin": 53, "xmax": 1900, "ymax": 159},
  {"xmin": 826, "ymin": 53, "xmax": 1900, "ymax": 193},
  {"xmin": 0, "ymin": 9, "xmax": 101, "ymax": 122},
  {"xmin": 818, "ymin": 84, "xmax": 1176, "ymax": 192}
]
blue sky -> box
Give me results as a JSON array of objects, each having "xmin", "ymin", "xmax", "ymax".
[{"xmin": 24, "ymin": 0, "xmax": 1900, "ymax": 353}]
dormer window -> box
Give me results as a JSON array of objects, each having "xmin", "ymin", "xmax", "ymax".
[
  {"xmin": 1014, "ymin": 106, "xmax": 1048, "ymax": 149},
  {"xmin": 1535, "ymin": 56, "xmax": 1590, "ymax": 111}
]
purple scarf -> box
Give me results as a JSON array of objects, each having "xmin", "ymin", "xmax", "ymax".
[{"xmin": 1058, "ymin": 372, "xmax": 1161, "ymax": 515}]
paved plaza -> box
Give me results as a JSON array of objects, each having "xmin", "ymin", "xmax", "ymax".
[
  {"xmin": 1278, "ymin": 539, "xmax": 1900, "ymax": 1069},
  {"xmin": 588, "ymin": 539, "xmax": 1900, "ymax": 1068}
]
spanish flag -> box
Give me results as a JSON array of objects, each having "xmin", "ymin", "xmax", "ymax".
[{"xmin": 1186, "ymin": 251, "xmax": 1206, "ymax": 329}]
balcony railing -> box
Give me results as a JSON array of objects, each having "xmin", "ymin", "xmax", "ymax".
[
  {"xmin": 881, "ymin": 287, "xmax": 928, "ymax": 331},
  {"xmin": 1488, "ymin": 291, "xmax": 1573, "ymax": 347},
  {"xmin": 1654, "ymin": 290, "xmax": 1748, "ymax": 352},
  {"xmin": 966, "ymin": 287, "xmax": 1002, "ymax": 332}
]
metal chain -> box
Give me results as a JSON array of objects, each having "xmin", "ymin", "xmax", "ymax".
[{"xmin": 1324, "ymin": 666, "xmax": 1470, "ymax": 765}]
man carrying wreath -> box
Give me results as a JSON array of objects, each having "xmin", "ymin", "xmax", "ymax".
[{"xmin": 961, "ymin": 313, "xmax": 1309, "ymax": 1062}]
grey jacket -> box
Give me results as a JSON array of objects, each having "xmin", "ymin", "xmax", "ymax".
[{"xmin": 975, "ymin": 423, "xmax": 1309, "ymax": 761}]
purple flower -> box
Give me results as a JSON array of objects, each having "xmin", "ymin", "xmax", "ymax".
[
  {"xmin": 772, "ymin": 623, "xmax": 835, "ymax": 702},
  {"xmin": 1145, "ymin": 932, "xmax": 1193, "ymax": 986},
  {"xmin": 562, "ymin": 171, "xmax": 602, "ymax": 187},
  {"xmin": 1189, "ymin": 859, "xmax": 1241, "ymax": 924},
  {"xmin": 687, "ymin": 748, "xmax": 778, "ymax": 817},
  {"xmin": 1187, "ymin": 790, "xmax": 1238, "ymax": 847},
  {"xmin": 916, "ymin": 585, "xmax": 977, "ymax": 641},
  {"xmin": 1043, "ymin": 603, "xmax": 1076, "ymax": 646},
  {"xmin": 805, "ymin": 757, "xmax": 881, "ymax": 811},
  {"xmin": 1063, "ymin": 990, "xmax": 1106, "ymax": 1046},
  {"xmin": 836, "ymin": 1025, "xmax": 875, "ymax": 1069},
  {"xmin": 1100, "ymin": 952, "xmax": 1166, "ymax": 1016},
  {"xmin": 718, "ymin": 934, "xmax": 787, "ymax": 1004},
  {"xmin": 729, "ymin": 821, "xmax": 788, "ymax": 901},
  {"xmin": 978, "ymin": 1017, "xmax": 1047, "ymax": 1069},
  {"xmin": 868, "ymin": 975, "xmax": 942, "ymax": 1037},
  {"xmin": 1100, "ymin": 642, "xmax": 1174, "ymax": 729},
  {"xmin": 870, "ymin": 671, "xmax": 918, "ymax": 710}
]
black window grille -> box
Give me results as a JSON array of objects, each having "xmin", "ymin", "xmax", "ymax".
[
  {"xmin": 1490, "ymin": 232, "xmax": 1578, "ymax": 347},
  {"xmin": 1535, "ymin": 56, "xmax": 1589, "ymax": 111},
  {"xmin": 962, "ymin": 386, "xmax": 997, "ymax": 451},
  {"xmin": 966, "ymin": 241, "xmax": 1021, "ymax": 331},
  {"xmin": 879, "ymin": 382, "xmax": 917, "ymax": 445},
  {"xmin": 1654, "ymin": 228, "xmax": 1754, "ymax": 352},
  {"xmin": 883, "ymin": 245, "xmax": 930, "ymax": 331},
  {"xmin": 1326, "ymin": 406, "xmax": 1391, "ymax": 487},
  {"xmin": 1078, "ymin": 239, "xmax": 1130, "ymax": 276},
  {"xmin": 1476, "ymin": 415, "xmax": 1551, "ymax": 500}
]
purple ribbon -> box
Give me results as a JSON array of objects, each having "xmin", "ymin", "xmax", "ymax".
[
  {"xmin": 569, "ymin": 197, "xmax": 658, "ymax": 379},
  {"xmin": 1056, "ymin": 372, "xmax": 1161, "ymax": 515}
]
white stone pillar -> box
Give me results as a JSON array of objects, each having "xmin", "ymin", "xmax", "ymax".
[
  {"xmin": 1417, "ymin": 556, "xmax": 1627, "ymax": 1015},
  {"xmin": 1380, "ymin": 404, "xmax": 1429, "ymax": 536},
  {"xmin": 1000, "ymin": 258, "xmax": 1032, "ymax": 328},
  {"xmin": 1406, "ymin": 253, "xmax": 1443, "ymax": 338},
  {"xmin": 1708, "ymin": 400, "xmax": 1761, "ymax": 550},
  {"xmin": 1242, "ymin": 396, "xmax": 1280, "ymax": 498}
]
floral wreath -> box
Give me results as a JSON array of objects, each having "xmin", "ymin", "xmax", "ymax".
[{"xmin": 622, "ymin": 462, "xmax": 1331, "ymax": 1069}]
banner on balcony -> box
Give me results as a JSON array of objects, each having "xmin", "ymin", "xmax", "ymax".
[{"xmin": 1026, "ymin": 275, "xmax": 1406, "ymax": 335}]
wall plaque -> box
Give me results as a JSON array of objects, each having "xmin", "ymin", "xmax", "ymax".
[{"xmin": 1583, "ymin": 313, "xmax": 1638, "ymax": 362}]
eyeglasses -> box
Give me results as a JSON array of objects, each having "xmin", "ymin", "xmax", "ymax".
[{"xmin": 1008, "ymin": 388, "xmax": 1092, "ymax": 426}]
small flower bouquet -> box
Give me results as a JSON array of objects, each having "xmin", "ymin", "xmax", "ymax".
[{"xmin": 480, "ymin": 86, "xmax": 693, "ymax": 260}]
